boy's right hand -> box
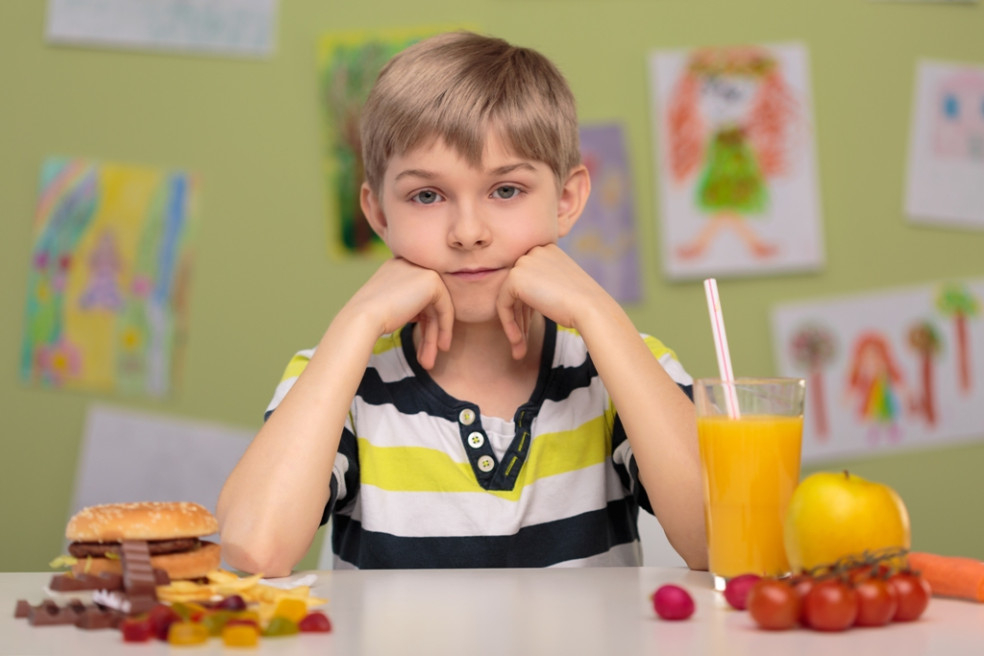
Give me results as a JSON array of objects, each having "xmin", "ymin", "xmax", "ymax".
[{"xmin": 343, "ymin": 258, "xmax": 454, "ymax": 369}]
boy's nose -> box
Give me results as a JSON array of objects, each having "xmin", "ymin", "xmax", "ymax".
[{"xmin": 448, "ymin": 203, "xmax": 491, "ymax": 249}]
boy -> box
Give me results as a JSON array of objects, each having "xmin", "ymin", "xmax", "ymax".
[{"xmin": 217, "ymin": 31, "xmax": 707, "ymax": 575}]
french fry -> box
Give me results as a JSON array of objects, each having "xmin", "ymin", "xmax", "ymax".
[{"xmin": 154, "ymin": 569, "xmax": 327, "ymax": 621}]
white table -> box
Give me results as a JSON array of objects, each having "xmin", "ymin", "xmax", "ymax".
[{"xmin": 3, "ymin": 567, "xmax": 983, "ymax": 655}]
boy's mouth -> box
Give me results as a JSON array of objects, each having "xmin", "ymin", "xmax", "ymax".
[{"xmin": 449, "ymin": 267, "xmax": 500, "ymax": 281}]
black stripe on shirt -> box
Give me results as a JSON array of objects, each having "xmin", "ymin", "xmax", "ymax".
[{"xmin": 330, "ymin": 497, "xmax": 640, "ymax": 569}]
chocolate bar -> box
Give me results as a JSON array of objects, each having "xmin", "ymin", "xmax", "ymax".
[
  {"xmin": 49, "ymin": 571, "xmax": 123, "ymax": 592},
  {"xmin": 74, "ymin": 605, "xmax": 123, "ymax": 630},
  {"xmin": 121, "ymin": 540, "xmax": 157, "ymax": 598},
  {"xmin": 26, "ymin": 599, "xmax": 86, "ymax": 626}
]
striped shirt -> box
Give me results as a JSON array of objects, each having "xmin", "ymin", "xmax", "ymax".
[{"xmin": 265, "ymin": 320, "xmax": 694, "ymax": 569}]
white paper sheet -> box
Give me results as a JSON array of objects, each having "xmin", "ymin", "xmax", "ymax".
[
  {"xmin": 46, "ymin": 0, "xmax": 278, "ymax": 58},
  {"xmin": 905, "ymin": 59, "xmax": 984, "ymax": 229},
  {"xmin": 71, "ymin": 404, "xmax": 253, "ymax": 543}
]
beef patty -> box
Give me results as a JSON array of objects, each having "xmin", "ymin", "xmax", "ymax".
[{"xmin": 68, "ymin": 537, "xmax": 201, "ymax": 558}]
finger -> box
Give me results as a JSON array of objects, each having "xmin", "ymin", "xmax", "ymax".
[
  {"xmin": 432, "ymin": 287, "xmax": 455, "ymax": 352},
  {"xmin": 417, "ymin": 311, "xmax": 439, "ymax": 370}
]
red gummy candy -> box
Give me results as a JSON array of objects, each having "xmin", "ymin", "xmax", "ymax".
[{"xmin": 298, "ymin": 611, "xmax": 332, "ymax": 633}]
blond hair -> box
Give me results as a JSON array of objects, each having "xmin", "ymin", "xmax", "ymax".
[{"xmin": 360, "ymin": 31, "xmax": 580, "ymax": 193}]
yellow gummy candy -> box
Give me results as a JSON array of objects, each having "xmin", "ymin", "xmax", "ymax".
[
  {"xmin": 222, "ymin": 624, "xmax": 260, "ymax": 647},
  {"xmin": 273, "ymin": 597, "xmax": 308, "ymax": 624},
  {"xmin": 167, "ymin": 621, "xmax": 209, "ymax": 645}
]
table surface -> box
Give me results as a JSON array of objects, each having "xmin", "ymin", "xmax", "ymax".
[{"xmin": 3, "ymin": 567, "xmax": 984, "ymax": 655}]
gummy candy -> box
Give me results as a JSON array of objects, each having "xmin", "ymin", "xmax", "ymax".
[
  {"xmin": 298, "ymin": 611, "xmax": 332, "ymax": 633},
  {"xmin": 272, "ymin": 597, "xmax": 308, "ymax": 624},
  {"xmin": 120, "ymin": 617, "xmax": 153, "ymax": 642},
  {"xmin": 263, "ymin": 616, "xmax": 299, "ymax": 637},
  {"xmin": 167, "ymin": 621, "xmax": 209, "ymax": 645},
  {"xmin": 222, "ymin": 623, "xmax": 260, "ymax": 647}
]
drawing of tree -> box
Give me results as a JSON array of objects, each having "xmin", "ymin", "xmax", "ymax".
[
  {"xmin": 907, "ymin": 321, "xmax": 942, "ymax": 426},
  {"xmin": 935, "ymin": 282, "xmax": 980, "ymax": 394},
  {"xmin": 789, "ymin": 323, "xmax": 836, "ymax": 440}
]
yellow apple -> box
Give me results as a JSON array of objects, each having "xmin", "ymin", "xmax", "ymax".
[{"xmin": 783, "ymin": 470, "xmax": 911, "ymax": 572}]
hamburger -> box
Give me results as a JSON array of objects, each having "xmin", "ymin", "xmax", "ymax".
[{"xmin": 65, "ymin": 501, "xmax": 221, "ymax": 580}]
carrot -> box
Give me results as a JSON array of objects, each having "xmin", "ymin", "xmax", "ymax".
[{"xmin": 907, "ymin": 552, "xmax": 984, "ymax": 602}]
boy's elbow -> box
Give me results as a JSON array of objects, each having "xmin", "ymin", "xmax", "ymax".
[{"xmin": 220, "ymin": 536, "xmax": 296, "ymax": 578}]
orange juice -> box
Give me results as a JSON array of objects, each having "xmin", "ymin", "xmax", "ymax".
[{"xmin": 698, "ymin": 414, "xmax": 803, "ymax": 585}]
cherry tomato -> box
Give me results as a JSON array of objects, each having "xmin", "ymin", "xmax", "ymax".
[
  {"xmin": 723, "ymin": 574, "xmax": 762, "ymax": 611},
  {"xmin": 790, "ymin": 573, "xmax": 815, "ymax": 624},
  {"xmin": 889, "ymin": 572, "xmax": 931, "ymax": 622},
  {"xmin": 853, "ymin": 577, "xmax": 898, "ymax": 627},
  {"xmin": 803, "ymin": 579, "xmax": 858, "ymax": 632},
  {"xmin": 747, "ymin": 579, "xmax": 800, "ymax": 631}
]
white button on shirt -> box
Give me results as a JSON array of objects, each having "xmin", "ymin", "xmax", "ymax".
[
  {"xmin": 477, "ymin": 455, "xmax": 495, "ymax": 473},
  {"xmin": 458, "ymin": 408, "xmax": 476, "ymax": 426},
  {"xmin": 467, "ymin": 432, "xmax": 485, "ymax": 449}
]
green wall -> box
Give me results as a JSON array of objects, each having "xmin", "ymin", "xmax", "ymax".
[{"xmin": 2, "ymin": 1, "xmax": 983, "ymax": 571}]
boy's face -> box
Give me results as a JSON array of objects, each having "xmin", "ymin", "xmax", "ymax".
[{"xmin": 362, "ymin": 134, "xmax": 586, "ymax": 324}]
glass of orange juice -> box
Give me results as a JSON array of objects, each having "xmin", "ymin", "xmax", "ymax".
[{"xmin": 694, "ymin": 378, "xmax": 805, "ymax": 592}]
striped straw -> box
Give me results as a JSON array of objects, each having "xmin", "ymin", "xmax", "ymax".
[{"xmin": 703, "ymin": 278, "xmax": 740, "ymax": 419}]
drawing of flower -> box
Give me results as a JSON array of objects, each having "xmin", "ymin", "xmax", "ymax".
[
  {"xmin": 789, "ymin": 323, "xmax": 836, "ymax": 440},
  {"xmin": 935, "ymin": 282, "xmax": 979, "ymax": 394},
  {"xmin": 35, "ymin": 337, "xmax": 82, "ymax": 387},
  {"xmin": 907, "ymin": 320, "xmax": 942, "ymax": 426}
]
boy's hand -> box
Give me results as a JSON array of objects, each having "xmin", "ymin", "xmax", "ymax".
[
  {"xmin": 496, "ymin": 244, "xmax": 610, "ymax": 360},
  {"xmin": 345, "ymin": 258, "xmax": 454, "ymax": 369}
]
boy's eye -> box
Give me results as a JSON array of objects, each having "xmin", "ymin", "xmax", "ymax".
[
  {"xmin": 412, "ymin": 189, "xmax": 443, "ymax": 204},
  {"xmin": 493, "ymin": 185, "xmax": 520, "ymax": 200}
]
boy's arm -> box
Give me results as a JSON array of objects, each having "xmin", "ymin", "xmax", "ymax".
[
  {"xmin": 217, "ymin": 259, "xmax": 453, "ymax": 576},
  {"xmin": 498, "ymin": 245, "xmax": 708, "ymax": 570}
]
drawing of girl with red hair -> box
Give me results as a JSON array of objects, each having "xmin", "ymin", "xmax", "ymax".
[
  {"xmin": 667, "ymin": 46, "xmax": 799, "ymax": 260},
  {"xmin": 845, "ymin": 332, "xmax": 910, "ymax": 444}
]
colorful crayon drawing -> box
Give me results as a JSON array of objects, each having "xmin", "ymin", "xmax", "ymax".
[
  {"xmin": 558, "ymin": 124, "xmax": 641, "ymax": 304},
  {"xmin": 936, "ymin": 281, "xmax": 980, "ymax": 393},
  {"xmin": 772, "ymin": 279, "xmax": 984, "ymax": 463},
  {"xmin": 20, "ymin": 157, "xmax": 198, "ymax": 397},
  {"xmin": 649, "ymin": 43, "xmax": 824, "ymax": 280},
  {"xmin": 788, "ymin": 323, "xmax": 837, "ymax": 440},
  {"xmin": 906, "ymin": 60, "xmax": 984, "ymax": 228},
  {"xmin": 933, "ymin": 68, "xmax": 984, "ymax": 161},
  {"xmin": 907, "ymin": 320, "xmax": 942, "ymax": 426},
  {"xmin": 318, "ymin": 26, "xmax": 455, "ymax": 258},
  {"xmin": 845, "ymin": 332, "xmax": 909, "ymax": 444}
]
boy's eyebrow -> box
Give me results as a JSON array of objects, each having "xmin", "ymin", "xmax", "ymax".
[{"xmin": 393, "ymin": 161, "xmax": 538, "ymax": 182}]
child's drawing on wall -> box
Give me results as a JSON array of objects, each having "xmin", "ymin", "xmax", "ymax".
[
  {"xmin": 906, "ymin": 60, "xmax": 984, "ymax": 228},
  {"xmin": 772, "ymin": 279, "xmax": 984, "ymax": 463},
  {"xmin": 935, "ymin": 281, "xmax": 979, "ymax": 393},
  {"xmin": 649, "ymin": 43, "xmax": 824, "ymax": 280},
  {"xmin": 907, "ymin": 320, "xmax": 942, "ymax": 427},
  {"xmin": 788, "ymin": 323, "xmax": 837, "ymax": 441},
  {"xmin": 845, "ymin": 332, "xmax": 909, "ymax": 444},
  {"xmin": 558, "ymin": 123, "xmax": 641, "ymax": 304},
  {"xmin": 20, "ymin": 157, "xmax": 198, "ymax": 398}
]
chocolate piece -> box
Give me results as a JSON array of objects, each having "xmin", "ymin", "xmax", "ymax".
[
  {"xmin": 126, "ymin": 595, "xmax": 158, "ymax": 615},
  {"xmin": 121, "ymin": 540, "xmax": 157, "ymax": 599},
  {"xmin": 15, "ymin": 599, "xmax": 31, "ymax": 618},
  {"xmin": 75, "ymin": 606, "xmax": 122, "ymax": 630},
  {"xmin": 28, "ymin": 599, "xmax": 84, "ymax": 626},
  {"xmin": 49, "ymin": 572, "xmax": 124, "ymax": 592}
]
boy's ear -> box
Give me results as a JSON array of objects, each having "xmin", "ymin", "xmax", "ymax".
[
  {"xmin": 556, "ymin": 164, "xmax": 591, "ymax": 238},
  {"xmin": 361, "ymin": 182, "xmax": 388, "ymax": 240}
]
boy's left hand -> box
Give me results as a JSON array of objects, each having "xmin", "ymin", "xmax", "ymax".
[{"xmin": 496, "ymin": 244, "xmax": 609, "ymax": 360}]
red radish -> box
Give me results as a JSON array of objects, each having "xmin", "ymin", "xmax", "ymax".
[
  {"xmin": 652, "ymin": 584, "xmax": 695, "ymax": 620},
  {"xmin": 724, "ymin": 573, "xmax": 762, "ymax": 610}
]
